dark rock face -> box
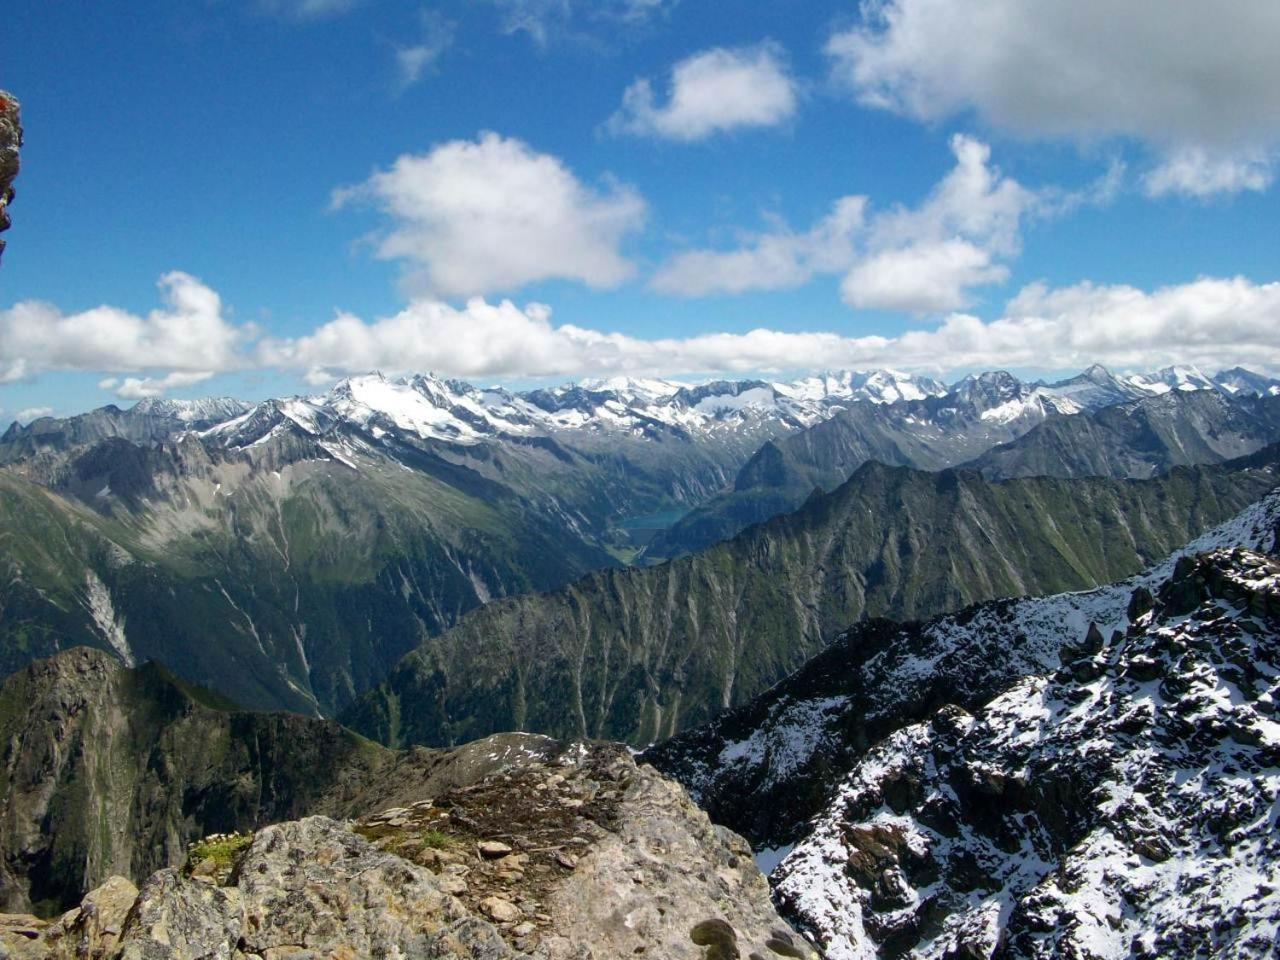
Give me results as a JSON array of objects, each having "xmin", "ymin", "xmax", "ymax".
[
  {"xmin": 0, "ymin": 91, "xmax": 20, "ymax": 263},
  {"xmin": 773, "ymin": 544, "xmax": 1280, "ymax": 958}
]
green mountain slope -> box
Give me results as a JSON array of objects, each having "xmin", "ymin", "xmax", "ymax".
[
  {"xmin": 343, "ymin": 447, "xmax": 1280, "ymax": 749},
  {"xmin": 0, "ymin": 435, "xmax": 622, "ymax": 715}
]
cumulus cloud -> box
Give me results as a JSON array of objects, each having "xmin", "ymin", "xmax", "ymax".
[
  {"xmin": 828, "ymin": 0, "xmax": 1280, "ymax": 146},
  {"xmin": 333, "ymin": 133, "xmax": 646, "ymax": 297},
  {"xmin": 841, "ymin": 240, "xmax": 1007, "ymax": 313},
  {"xmin": 1142, "ymin": 148, "xmax": 1274, "ymax": 199},
  {"xmin": 100, "ymin": 371, "xmax": 216, "ymax": 400},
  {"xmin": 396, "ymin": 11, "xmax": 455, "ymax": 88},
  {"xmin": 7, "ymin": 272, "xmax": 1280, "ymax": 390},
  {"xmin": 15, "ymin": 406, "xmax": 53, "ymax": 424},
  {"xmin": 828, "ymin": 0, "xmax": 1280, "ymax": 196},
  {"xmin": 0, "ymin": 272, "xmax": 250, "ymax": 385},
  {"xmin": 608, "ymin": 44, "xmax": 798, "ymax": 141},
  {"xmin": 257, "ymin": 276, "xmax": 1280, "ymax": 381},
  {"xmin": 654, "ymin": 134, "xmax": 1043, "ymax": 312}
]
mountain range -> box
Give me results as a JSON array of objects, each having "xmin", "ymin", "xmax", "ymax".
[
  {"xmin": 646, "ymin": 367, "xmax": 1280, "ymax": 559},
  {"xmin": 0, "ymin": 361, "xmax": 1278, "ymax": 957},
  {"xmin": 1, "ymin": 364, "xmax": 1277, "ymax": 723},
  {"xmin": 341, "ymin": 446, "xmax": 1280, "ymax": 748}
]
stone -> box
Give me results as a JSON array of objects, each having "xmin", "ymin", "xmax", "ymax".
[
  {"xmin": 480, "ymin": 896, "xmax": 522, "ymax": 923},
  {"xmin": 478, "ymin": 840, "xmax": 514, "ymax": 859},
  {"xmin": 438, "ymin": 875, "xmax": 469, "ymax": 895},
  {"xmin": 691, "ymin": 918, "xmax": 741, "ymax": 959}
]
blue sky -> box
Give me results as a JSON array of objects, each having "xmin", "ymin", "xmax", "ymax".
[{"xmin": 3, "ymin": 0, "xmax": 1279, "ymax": 421}]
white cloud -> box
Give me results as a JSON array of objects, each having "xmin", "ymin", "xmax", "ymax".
[
  {"xmin": 257, "ymin": 276, "xmax": 1280, "ymax": 381},
  {"xmin": 333, "ymin": 133, "xmax": 646, "ymax": 297},
  {"xmin": 8, "ymin": 272, "xmax": 1280, "ymax": 391},
  {"xmin": 15, "ymin": 406, "xmax": 53, "ymax": 423},
  {"xmin": 108, "ymin": 372, "xmax": 216, "ymax": 400},
  {"xmin": 0, "ymin": 272, "xmax": 250, "ymax": 384},
  {"xmin": 840, "ymin": 240, "xmax": 1007, "ymax": 313},
  {"xmin": 608, "ymin": 44, "xmax": 798, "ymax": 141},
  {"xmin": 828, "ymin": 0, "xmax": 1280, "ymax": 146},
  {"xmin": 654, "ymin": 134, "xmax": 1042, "ymax": 312},
  {"xmin": 396, "ymin": 11, "xmax": 455, "ymax": 88},
  {"xmin": 651, "ymin": 196, "xmax": 865, "ymax": 295},
  {"xmin": 1142, "ymin": 148, "xmax": 1274, "ymax": 199},
  {"xmin": 828, "ymin": 0, "xmax": 1280, "ymax": 197},
  {"xmin": 850, "ymin": 134, "xmax": 1036, "ymax": 311}
]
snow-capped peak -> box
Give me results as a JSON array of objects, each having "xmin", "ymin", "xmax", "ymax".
[
  {"xmin": 1213, "ymin": 366, "xmax": 1280, "ymax": 397},
  {"xmin": 1125, "ymin": 364, "xmax": 1218, "ymax": 395}
]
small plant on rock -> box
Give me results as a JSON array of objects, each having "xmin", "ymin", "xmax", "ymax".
[{"xmin": 187, "ymin": 831, "xmax": 254, "ymax": 869}]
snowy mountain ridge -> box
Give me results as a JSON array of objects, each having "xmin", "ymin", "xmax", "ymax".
[
  {"xmin": 192, "ymin": 364, "xmax": 1279, "ymax": 452},
  {"xmin": 775, "ymin": 537, "xmax": 1280, "ymax": 958}
]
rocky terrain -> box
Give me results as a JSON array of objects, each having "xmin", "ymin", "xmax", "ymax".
[
  {"xmin": 773, "ymin": 544, "xmax": 1280, "ymax": 958},
  {"xmin": 343, "ymin": 447, "xmax": 1280, "ymax": 749},
  {"xmin": 0, "ymin": 90, "xmax": 19, "ymax": 263},
  {"xmin": 645, "ymin": 487, "xmax": 1280, "ymax": 853},
  {"xmin": 0, "ymin": 732, "xmax": 810, "ymax": 960}
]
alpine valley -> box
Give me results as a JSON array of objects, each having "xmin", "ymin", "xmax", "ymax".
[{"xmin": 2, "ymin": 363, "xmax": 1280, "ymax": 959}]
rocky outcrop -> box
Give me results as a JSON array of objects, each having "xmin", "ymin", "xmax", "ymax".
[
  {"xmin": 0, "ymin": 738, "xmax": 811, "ymax": 960},
  {"xmin": 773, "ymin": 544, "xmax": 1280, "ymax": 958},
  {"xmin": 0, "ymin": 91, "xmax": 20, "ymax": 263},
  {"xmin": 0, "ymin": 649, "xmax": 647, "ymax": 917},
  {"xmin": 344, "ymin": 449, "xmax": 1280, "ymax": 749}
]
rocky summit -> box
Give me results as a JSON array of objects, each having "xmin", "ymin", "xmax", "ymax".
[
  {"xmin": 0, "ymin": 735, "xmax": 810, "ymax": 960},
  {"xmin": 772, "ymin": 545, "xmax": 1280, "ymax": 959}
]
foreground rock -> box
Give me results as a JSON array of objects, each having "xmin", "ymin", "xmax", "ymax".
[
  {"xmin": 774, "ymin": 546, "xmax": 1280, "ymax": 958},
  {"xmin": 0, "ymin": 738, "xmax": 811, "ymax": 959},
  {"xmin": 0, "ymin": 90, "xmax": 20, "ymax": 262}
]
